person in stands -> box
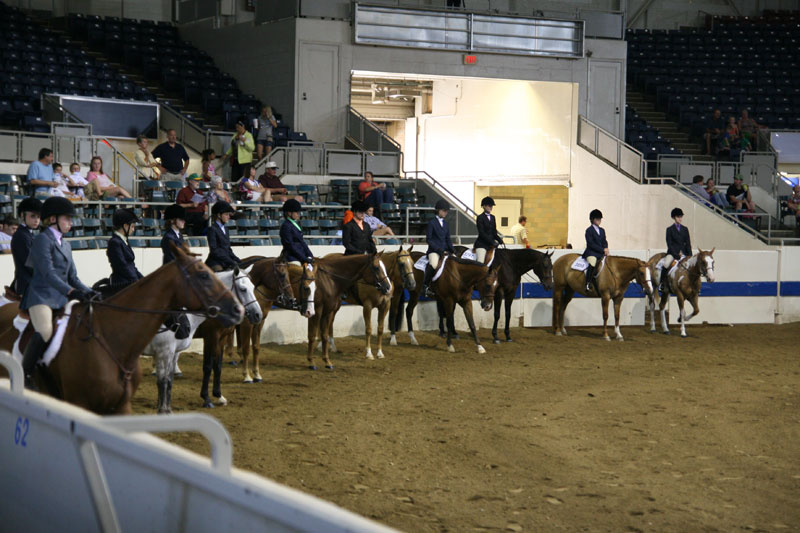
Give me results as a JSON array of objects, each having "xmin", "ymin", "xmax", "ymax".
[
  {"xmin": 201, "ymin": 149, "xmax": 220, "ymax": 182},
  {"xmin": 222, "ymin": 120, "xmax": 255, "ymax": 183},
  {"xmin": 258, "ymin": 162, "xmax": 302, "ymax": 203},
  {"xmin": 67, "ymin": 163, "xmax": 88, "ymax": 198},
  {"xmin": 106, "ymin": 208, "xmax": 143, "ymax": 292},
  {"xmin": 705, "ymin": 178, "xmax": 729, "ymax": 208},
  {"xmin": 582, "ymin": 209, "xmax": 608, "ymax": 293},
  {"xmin": 176, "ymin": 174, "xmax": 209, "ymax": 235},
  {"xmin": 134, "ymin": 134, "xmax": 160, "ymax": 179},
  {"xmin": 206, "ymin": 175, "xmax": 234, "ymax": 206},
  {"xmin": 10, "ymin": 197, "xmax": 42, "ymax": 297},
  {"xmin": 20, "ymin": 197, "xmax": 96, "ymax": 389},
  {"xmin": 86, "ymin": 156, "xmax": 133, "ymax": 199},
  {"xmin": 510, "ymin": 215, "xmax": 530, "ymax": 248},
  {"xmin": 238, "ymin": 166, "xmax": 269, "ymax": 202},
  {"xmin": 423, "ymin": 199, "xmax": 455, "ymax": 297},
  {"xmin": 152, "ymin": 129, "xmax": 190, "ymax": 181},
  {"xmin": 205, "ymin": 201, "xmax": 241, "ymax": 272},
  {"xmin": 280, "ymin": 199, "xmax": 314, "ymax": 265},
  {"xmin": 256, "ymin": 106, "xmax": 278, "ymax": 161},
  {"xmin": 703, "ymin": 109, "xmax": 725, "ymax": 156},
  {"xmin": 689, "ymin": 175, "xmax": 712, "ymax": 205},
  {"xmin": 0, "ymin": 216, "xmax": 17, "ymax": 254},
  {"xmin": 726, "ymin": 175, "xmax": 756, "ymax": 213},
  {"xmin": 660, "ymin": 207, "xmax": 691, "ymax": 294},
  {"xmin": 342, "ymin": 200, "xmax": 376, "ymax": 255},
  {"xmin": 364, "ymin": 206, "xmax": 394, "ymax": 236},
  {"xmin": 474, "ymin": 196, "xmax": 504, "ymax": 263},
  {"xmin": 358, "ymin": 171, "xmax": 394, "ymax": 219},
  {"xmin": 25, "ymin": 148, "xmax": 57, "ymax": 194}
]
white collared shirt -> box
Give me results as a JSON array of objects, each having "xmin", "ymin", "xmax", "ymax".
[
  {"xmin": 592, "ymin": 224, "xmax": 601, "ymax": 235},
  {"xmin": 436, "ymin": 216, "xmax": 445, "ymax": 227},
  {"xmin": 48, "ymin": 225, "xmax": 63, "ymax": 245},
  {"xmin": 216, "ymin": 220, "xmax": 226, "ymax": 234}
]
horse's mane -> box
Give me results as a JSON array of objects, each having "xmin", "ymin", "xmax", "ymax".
[
  {"xmin": 239, "ymin": 255, "xmax": 267, "ymax": 268},
  {"xmin": 449, "ymin": 255, "xmax": 487, "ymax": 267}
]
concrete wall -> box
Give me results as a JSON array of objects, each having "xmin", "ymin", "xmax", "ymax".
[{"xmin": 17, "ymin": 0, "xmax": 172, "ymax": 20}]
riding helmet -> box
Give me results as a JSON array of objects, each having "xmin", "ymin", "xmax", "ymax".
[
  {"xmin": 351, "ymin": 200, "xmax": 369, "ymax": 213},
  {"xmin": 435, "ymin": 199, "xmax": 451, "ymax": 211},
  {"xmin": 589, "ymin": 209, "xmax": 603, "ymax": 222},
  {"xmin": 481, "ymin": 196, "xmax": 496, "ymax": 207},
  {"xmin": 112, "ymin": 208, "xmax": 139, "ymax": 228},
  {"xmin": 211, "ymin": 200, "xmax": 235, "ymax": 216},
  {"xmin": 283, "ymin": 198, "xmax": 303, "ymax": 214},
  {"xmin": 18, "ymin": 197, "xmax": 43, "ymax": 214},
  {"xmin": 670, "ymin": 207, "xmax": 684, "ymax": 218},
  {"xmin": 164, "ymin": 204, "xmax": 186, "ymax": 220},
  {"xmin": 41, "ymin": 196, "xmax": 75, "ymax": 220}
]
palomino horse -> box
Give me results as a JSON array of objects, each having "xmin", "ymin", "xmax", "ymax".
[
  {"xmin": 646, "ymin": 249, "xmax": 716, "ymax": 337},
  {"xmin": 7, "ymin": 243, "xmax": 244, "ymax": 414},
  {"xmin": 389, "ymin": 251, "xmax": 426, "ymax": 346},
  {"xmin": 235, "ymin": 256, "xmax": 311, "ymax": 383},
  {"xmin": 142, "ymin": 266, "xmax": 265, "ymax": 413},
  {"xmin": 307, "ymin": 253, "xmax": 392, "ymax": 370},
  {"xmin": 552, "ymin": 254, "xmax": 654, "ymax": 341}
]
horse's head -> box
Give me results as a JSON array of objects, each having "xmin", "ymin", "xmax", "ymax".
[
  {"xmin": 230, "ymin": 265, "xmax": 263, "ymax": 325},
  {"xmin": 635, "ymin": 259, "xmax": 654, "ymax": 297},
  {"xmin": 699, "ymin": 248, "xmax": 716, "ymax": 283},
  {"xmin": 397, "ymin": 245, "xmax": 417, "ymax": 291},
  {"xmin": 299, "ymin": 261, "xmax": 317, "ymax": 318},
  {"xmin": 272, "ymin": 257, "xmax": 297, "ymax": 310},
  {"xmin": 370, "ymin": 252, "xmax": 393, "ymax": 296},
  {"xmin": 477, "ymin": 265, "xmax": 501, "ymax": 311},
  {"xmin": 536, "ymin": 249, "xmax": 555, "ymax": 292},
  {"xmin": 171, "ymin": 242, "xmax": 244, "ymax": 326}
]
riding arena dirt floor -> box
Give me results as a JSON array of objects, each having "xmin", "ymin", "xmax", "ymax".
[{"xmin": 132, "ymin": 323, "xmax": 800, "ymax": 532}]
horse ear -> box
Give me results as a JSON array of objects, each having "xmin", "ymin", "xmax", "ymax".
[
  {"xmin": 408, "ymin": 244, "xmax": 414, "ymax": 252},
  {"xmin": 547, "ymin": 249, "xmax": 554, "ymax": 257},
  {"xmin": 243, "ymin": 264, "xmax": 254, "ymax": 275},
  {"xmin": 710, "ymin": 247, "xmax": 715, "ymax": 255}
]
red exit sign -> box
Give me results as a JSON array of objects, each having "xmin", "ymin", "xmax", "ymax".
[{"xmin": 463, "ymin": 54, "xmax": 477, "ymax": 65}]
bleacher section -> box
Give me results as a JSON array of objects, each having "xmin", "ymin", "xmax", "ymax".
[{"xmin": 624, "ymin": 105, "xmax": 679, "ymax": 161}]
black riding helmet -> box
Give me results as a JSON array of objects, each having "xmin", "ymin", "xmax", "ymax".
[
  {"xmin": 283, "ymin": 198, "xmax": 302, "ymax": 214},
  {"xmin": 589, "ymin": 209, "xmax": 603, "ymax": 222},
  {"xmin": 211, "ymin": 200, "xmax": 235, "ymax": 216},
  {"xmin": 481, "ymin": 196, "xmax": 496, "ymax": 207},
  {"xmin": 164, "ymin": 204, "xmax": 186, "ymax": 220},
  {"xmin": 18, "ymin": 197, "xmax": 43, "ymax": 214},
  {"xmin": 112, "ymin": 208, "xmax": 139, "ymax": 229},
  {"xmin": 351, "ymin": 200, "xmax": 369, "ymax": 213},
  {"xmin": 670, "ymin": 207, "xmax": 684, "ymax": 218},
  {"xmin": 435, "ymin": 199, "xmax": 451, "ymax": 211},
  {"xmin": 41, "ymin": 197, "xmax": 75, "ymax": 220}
]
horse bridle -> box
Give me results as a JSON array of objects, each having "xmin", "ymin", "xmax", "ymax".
[
  {"xmin": 230, "ymin": 270, "xmax": 258, "ymax": 310},
  {"xmin": 319, "ymin": 256, "xmax": 389, "ymax": 292},
  {"xmin": 390, "ymin": 250, "xmax": 416, "ymax": 288}
]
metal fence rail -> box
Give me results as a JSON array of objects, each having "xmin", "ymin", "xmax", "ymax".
[{"xmin": 578, "ymin": 115, "xmax": 645, "ymax": 182}]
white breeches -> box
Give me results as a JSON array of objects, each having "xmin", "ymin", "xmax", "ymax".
[
  {"xmin": 428, "ymin": 253, "xmax": 441, "ymax": 270},
  {"xmin": 587, "ymin": 256, "xmax": 598, "ymax": 267},
  {"xmin": 29, "ymin": 304, "xmax": 54, "ymax": 342}
]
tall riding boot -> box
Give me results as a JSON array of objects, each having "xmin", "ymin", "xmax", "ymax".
[
  {"xmin": 22, "ymin": 332, "xmax": 47, "ymax": 390},
  {"xmin": 423, "ymin": 265, "xmax": 435, "ymax": 298},
  {"xmin": 660, "ymin": 267, "xmax": 670, "ymax": 294},
  {"xmin": 584, "ymin": 264, "xmax": 595, "ymax": 292}
]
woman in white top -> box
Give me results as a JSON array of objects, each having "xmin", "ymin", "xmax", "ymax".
[
  {"xmin": 134, "ymin": 135, "xmax": 159, "ymax": 180},
  {"xmin": 238, "ymin": 166, "xmax": 268, "ymax": 202}
]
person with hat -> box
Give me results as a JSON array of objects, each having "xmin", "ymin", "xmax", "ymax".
[
  {"xmin": 474, "ymin": 196, "xmax": 504, "ymax": 263},
  {"xmin": 106, "ymin": 208, "xmax": 143, "ymax": 292},
  {"xmin": 342, "ymin": 200, "xmax": 377, "ymax": 256},
  {"xmin": 726, "ymin": 174, "xmax": 755, "ymax": 213},
  {"xmin": 20, "ymin": 197, "xmax": 96, "ymax": 388},
  {"xmin": 221, "ymin": 120, "xmax": 256, "ymax": 183},
  {"xmin": 661, "ymin": 207, "xmax": 692, "ymax": 294},
  {"xmin": 258, "ymin": 161, "xmax": 289, "ymax": 202},
  {"xmin": 423, "ymin": 199, "xmax": 456, "ymax": 297},
  {"xmin": 280, "ymin": 199, "xmax": 314, "ymax": 265},
  {"xmin": 161, "ymin": 203, "xmax": 186, "ymax": 265},
  {"xmin": 10, "ymin": 197, "xmax": 42, "ymax": 297},
  {"xmin": 582, "ymin": 209, "xmax": 608, "ymax": 293},
  {"xmin": 176, "ymin": 173, "xmax": 209, "ymax": 235},
  {"xmin": 206, "ymin": 201, "xmax": 241, "ymax": 272}
]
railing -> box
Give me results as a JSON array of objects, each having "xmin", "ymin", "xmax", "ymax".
[
  {"xmin": 404, "ymin": 170, "xmax": 477, "ymax": 219},
  {"xmin": 252, "ymin": 145, "xmax": 402, "ymax": 178},
  {"xmin": 346, "ymin": 106, "xmax": 401, "ymax": 153},
  {"xmin": 159, "ymin": 103, "xmax": 234, "ymax": 158},
  {"xmin": 578, "ymin": 115, "xmax": 645, "ymax": 183}
]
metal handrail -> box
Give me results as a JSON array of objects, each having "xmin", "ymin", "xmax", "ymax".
[
  {"xmin": 577, "ymin": 115, "xmax": 644, "ymax": 183},
  {"xmin": 404, "ymin": 170, "xmax": 478, "ymax": 219},
  {"xmin": 346, "ymin": 105, "xmax": 402, "ymax": 153}
]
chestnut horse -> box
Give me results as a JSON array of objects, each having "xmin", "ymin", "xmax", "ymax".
[
  {"xmin": 646, "ymin": 249, "xmax": 716, "ymax": 337},
  {"xmin": 388, "ymin": 251, "xmax": 426, "ymax": 346},
  {"xmin": 8, "ymin": 243, "xmax": 243, "ymax": 414},
  {"xmin": 552, "ymin": 254, "xmax": 654, "ymax": 341}
]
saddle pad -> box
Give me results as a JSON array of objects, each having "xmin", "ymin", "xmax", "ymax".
[
  {"xmin": 655, "ymin": 258, "xmax": 681, "ymax": 278},
  {"xmin": 571, "ymin": 256, "xmax": 605, "ymax": 275},
  {"xmin": 0, "ymin": 294, "xmax": 14, "ymax": 307},
  {"xmin": 11, "ymin": 301, "xmax": 77, "ymax": 367},
  {"xmin": 461, "ymin": 249, "xmax": 477, "ymax": 261},
  {"xmin": 432, "ymin": 256, "xmax": 448, "ymax": 282},
  {"xmin": 412, "ymin": 255, "xmax": 448, "ymax": 281}
]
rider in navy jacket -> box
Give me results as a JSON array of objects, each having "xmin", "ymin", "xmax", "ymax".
[
  {"xmin": 10, "ymin": 197, "xmax": 42, "ymax": 297},
  {"xmin": 474, "ymin": 196, "xmax": 504, "ymax": 263},
  {"xmin": 280, "ymin": 199, "xmax": 313, "ymax": 264},
  {"xmin": 582, "ymin": 209, "xmax": 608, "ymax": 293},
  {"xmin": 423, "ymin": 199, "xmax": 455, "ymax": 296},
  {"xmin": 107, "ymin": 208, "xmax": 143, "ymax": 290},
  {"xmin": 161, "ymin": 204, "xmax": 186, "ymax": 265},
  {"xmin": 205, "ymin": 201, "xmax": 241, "ymax": 271},
  {"xmin": 662, "ymin": 207, "xmax": 692, "ymax": 293}
]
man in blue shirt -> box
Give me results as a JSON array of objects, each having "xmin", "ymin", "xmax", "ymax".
[{"xmin": 26, "ymin": 148, "xmax": 57, "ymax": 194}]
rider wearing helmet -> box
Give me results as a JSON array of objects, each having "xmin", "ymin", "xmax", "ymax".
[
  {"xmin": 206, "ymin": 200, "xmax": 241, "ymax": 272},
  {"xmin": 342, "ymin": 200, "xmax": 376, "ymax": 255},
  {"xmin": 424, "ymin": 199, "xmax": 456, "ymax": 297},
  {"xmin": 474, "ymin": 196, "xmax": 504, "ymax": 264},
  {"xmin": 10, "ymin": 197, "xmax": 42, "ymax": 297},
  {"xmin": 280, "ymin": 198, "xmax": 313, "ymax": 265},
  {"xmin": 582, "ymin": 208, "xmax": 608, "ymax": 293},
  {"xmin": 161, "ymin": 203, "xmax": 186, "ymax": 265},
  {"xmin": 662, "ymin": 207, "xmax": 692, "ymax": 294},
  {"xmin": 20, "ymin": 197, "xmax": 95, "ymax": 388},
  {"xmin": 106, "ymin": 208, "xmax": 143, "ymax": 291}
]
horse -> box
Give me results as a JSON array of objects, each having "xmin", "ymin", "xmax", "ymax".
[
  {"xmin": 552, "ymin": 254, "xmax": 654, "ymax": 341},
  {"xmin": 234, "ymin": 256, "xmax": 310, "ymax": 384},
  {"xmin": 646, "ymin": 249, "xmax": 716, "ymax": 337},
  {"xmin": 388, "ymin": 251, "xmax": 426, "ymax": 346},
  {"xmin": 307, "ymin": 253, "xmax": 392, "ymax": 370},
  {"xmin": 6, "ymin": 243, "xmax": 244, "ymax": 414},
  {"xmin": 142, "ymin": 266, "xmax": 265, "ymax": 413}
]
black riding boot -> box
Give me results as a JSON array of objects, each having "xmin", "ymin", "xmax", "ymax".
[
  {"xmin": 584, "ymin": 264, "xmax": 595, "ymax": 292},
  {"xmin": 660, "ymin": 267, "xmax": 670, "ymax": 294},
  {"xmin": 22, "ymin": 332, "xmax": 46, "ymax": 390},
  {"xmin": 166, "ymin": 313, "xmax": 191, "ymax": 340},
  {"xmin": 423, "ymin": 265, "xmax": 435, "ymax": 298}
]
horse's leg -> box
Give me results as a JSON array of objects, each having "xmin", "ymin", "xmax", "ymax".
[
  {"xmin": 601, "ymin": 295, "xmax": 611, "ymax": 341},
  {"xmin": 155, "ymin": 343, "xmax": 170, "ymax": 414},
  {"xmin": 687, "ymin": 293, "xmax": 700, "ymax": 322},
  {"xmin": 503, "ymin": 291, "xmax": 514, "ymax": 342},
  {"xmin": 200, "ymin": 340, "xmax": 214, "ymax": 408},
  {"xmin": 462, "ymin": 298, "xmax": 486, "ymax": 354},
  {"xmin": 560, "ymin": 288, "xmax": 574, "ymax": 336},
  {"xmin": 307, "ymin": 313, "xmax": 320, "ymax": 370},
  {"xmin": 613, "ymin": 296, "xmax": 624, "ymax": 341},
  {"xmin": 492, "ymin": 290, "xmax": 502, "ymax": 344},
  {"xmin": 552, "ymin": 288, "xmax": 562, "ymax": 335},
  {"xmin": 648, "ymin": 294, "xmax": 657, "ymax": 333},
  {"xmin": 677, "ymin": 293, "xmax": 688, "ymax": 337},
  {"xmin": 211, "ymin": 333, "xmax": 226, "ymax": 405},
  {"xmin": 363, "ymin": 302, "xmax": 374, "ymax": 360},
  {"xmin": 438, "ymin": 299, "xmax": 446, "ymax": 338},
  {"xmin": 444, "ymin": 299, "xmax": 457, "ymax": 353},
  {"xmin": 389, "ymin": 293, "xmax": 401, "ymax": 346},
  {"xmin": 328, "ymin": 318, "xmax": 337, "ymax": 353},
  {"xmin": 406, "ymin": 291, "xmax": 420, "ymax": 345},
  {"xmin": 240, "ymin": 323, "xmax": 253, "ymax": 383},
  {"xmin": 251, "ymin": 318, "xmax": 265, "ymax": 382},
  {"xmin": 321, "ymin": 311, "xmax": 336, "ymax": 370},
  {"xmin": 376, "ymin": 300, "xmax": 387, "ymax": 359}
]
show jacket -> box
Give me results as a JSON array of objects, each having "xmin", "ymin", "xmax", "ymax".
[
  {"xmin": 474, "ymin": 212, "xmax": 503, "ymax": 249},
  {"xmin": 21, "ymin": 228, "xmax": 91, "ymax": 310},
  {"xmin": 107, "ymin": 233, "xmax": 143, "ymax": 287},
  {"xmin": 342, "ymin": 220, "xmax": 376, "ymax": 255},
  {"xmin": 205, "ymin": 222, "xmax": 241, "ymax": 270},
  {"xmin": 161, "ymin": 229, "xmax": 185, "ymax": 265},
  {"xmin": 426, "ymin": 217, "xmax": 455, "ymax": 256},
  {"xmin": 665, "ymin": 224, "xmax": 692, "ymax": 259},
  {"xmin": 280, "ymin": 219, "xmax": 313, "ymax": 263},
  {"xmin": 582, "ymin": 225, "xmax": 608, "ymax": 260},
  {"xmin": 11, "ymin": 224, "xmax": 36, "ymax": 295}
]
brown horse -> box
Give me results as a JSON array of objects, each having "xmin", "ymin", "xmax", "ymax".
[
  {"xmin": 307, "ymin": 253, "xmax": 392, "ymax": 370},
  {"xmin": 389, "ymin": 251, "xmax": 426, "ymax": 346},
  {"xmin": 9, "ymin": 243, "xmax": 243, "ymax": 414},
  {"xmin": 646, "ymin": 249, "xmax": 716, "ymax": 337},
  {"xmin": 552, "ymin": 254, "xmax": 654, "ymax": 341}
]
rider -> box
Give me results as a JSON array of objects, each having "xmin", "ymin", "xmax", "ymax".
[
  {"xmin": 474, "ymin": 196, "xmax": 503, "ymax": 263},
  {"xmin": 161, "ymin": 203, "xmax": 186, "ymax": 265},
  {"xmin": 20, "ymin": 197, "xmax": 96, "ymax": 388},
  {"xmin": 107, "ymin": 208, "xmax": 143, "ymax": 292},
  {"xmin": 280, "ymin": 198, "xmax": 314, "ymax": 265},
  {"xmin": 423, "ymin": 199, "xmax": 455, "ymax": 297},
  {"xmin": 662, "ymin": 207, "xmax": 692, "ymax": 294},
  {"xmin": 582, "ymin": 209, "xmax": 608, "ymax": 293},
  {"xmin": 10, "ymin": 197, "xmax": 42, "ymax": 298},
  {"xmin": 342, "ymin": 200, "xmax": 376, "ymax": 255},
  {"xmin": 205, "ymin": 201, "xmax": 241, "ymax": 272}
]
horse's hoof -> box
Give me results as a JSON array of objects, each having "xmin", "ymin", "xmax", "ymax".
[
  {"xmin": 662, "ymin": 331, "xmax": 671, "ymax": 335},
  {"xmin": 243, "ymin": 377, "xmax": 253, "ymax": 384},
  {"xmin": 365, "ymin": 352, "xmax": 374, "ymax": 360},
  {"xmin": 174, "ymin": 372, "xmax": 183, "ymax": 379},
  {"xmin": 604, "ymin": 336, "xmax": 611, "ymax": 341},
  {"xmin": 477, "ymin": 345, "xmax": 486, "ymax": 354},
  {"xmin": 493, "ymin": 339, "xmax": 501, "ymax": 344},
  {"xmin": 216, "ymin": 395, "xmax": 228, "ymax": 406},
  {"xmin": 202, "ymin": 401, "xmax": 214, "ymax": 409},
  {"xmin": 554, "ymin": 331, "xmax": 562, "ymax": 337},
  {"xmin": 376, "ymin": 350, "xmax": 385, "ymax": 359},
  {"xmin": 253, "ymin": 377, "xmax": 263, "ymax": 383},
  {"xmin": 308, "ymin": 365, "xmax": 317, "ymax": 371},
  {"xmin": 617, "ymin": 337, "xmax": 624, "ymax": 342},
  {"xmin": 681, "ymin": 333, "xmax": 688, "ymax": 338},
  {"xmin": 649, "ymin": 329, "xmax": 656, "ymax": 334},
  {"xmin": 325, "ymin": 365, "xmax": 334, "ymax": 371},
  {"xmin": 506, "ymin": 338, "xmax": 513, "ymax": 343},
  {"xmin": 409, "ymin": 333, "xmax": 419, "ymax": 346},
  {"xmin": 447, "ymin": 345, "xmax": 455, "ymax": 353},
  {"xmin": 438, "ymin": 331, "xmax": 446, "ymax": 338},
  {"xmin": 389, "ymin": 336, "xmax": 398, "ymax": 346}
]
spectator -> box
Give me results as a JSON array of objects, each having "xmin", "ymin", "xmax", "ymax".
[
  {"xmin": 152, "ymin": 129, "xmax": 190, "ymax": 181},
  {"xmin": 176, "ymin": 174, "xmax": 209, "ymax": 235},
  {"xmin": 238, "ymin": 166, "xmax": 269, "ymax": 202},
  {"xmin": 717, "ymin": 132, "xmax": 732, "ymax": 160},
  {"xmin": 201, "ymin": 149, "xmax": 221, "ymax": 182},
  {"xmin": 26, "ymin": 148, "xmax": 57, "ymax": 194},
  {"xmin": 705, "ymin": 178, "xmax": 729, "ymax": 209},
  {"xmin": 67, "ymin": 163, "xmax": 87, "ymax": 198},
  {"xmin": 358, "ymin": 171, "xmax": 394, "ymax": 219},
  {"xmin": 703, "ymin": 109, "xmax": 725, "ymax": 156},
  {"xmin": 134, "ymin": 135, "xmax": 159, "ymax": 179},
  {"xmin": 258, "ymin": 162, "xmax": 302, "ymax": 203},
  {"xmin": 0, "ymin": 216, "xmax": 18, "ymax": 254},
  {"xmin": 49, "ymin": 163, "xmax": 80, "ymax": 200},
  {"xmin": 726, "ymin": 175, "xmax": 756, "ymax": 213},
  {"xmin": 222, "ymin": 120, "xmax": 255, "ymax": 183},
  {"xmin": 690, "ymin": 175, "xmax": 712, "ymax": 203},
  {"xmin": 255, "ymin": 106, "xmax": 278, "ymax": 161},
  {"xmin": 786, "ymin": 184, "xmax": 800, "ymax": 220},
  {"xmin": 206, "ymin": 176, "xmax": 234, "ymax": 206},
  {"xmin": 738, "ymin": 109, "xmax": 763, "ymax": 142},
  {"xmin": 725, "ymin": 116, "xmax": 740, "ymax": 142},
  {"xmin": 364, "ymin": 206, "xmax": 395, "ymax": 236},
  {"xmin": 86, "ymin": 156, "xmax": 133, "ymax": 200},
  {"xmin": 510, "ymin": 215, "xmax": 530, "ymax": 248}
]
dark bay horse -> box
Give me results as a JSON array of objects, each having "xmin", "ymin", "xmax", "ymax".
[
  {"xmin": 9, "ymin": 243, "xmax": 243, "ymax": 414},
  {"xmin": 646, "ymin": 249, "xmax": 716, "ymax": 337},
  {"xmin": 552, "ymin": 254, "xmax": 653, "ymax": 341}
]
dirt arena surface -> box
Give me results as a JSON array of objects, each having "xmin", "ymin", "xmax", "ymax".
[{"xmin": 132, "ymin": 323, "xmax": 800, "ymax": 532}]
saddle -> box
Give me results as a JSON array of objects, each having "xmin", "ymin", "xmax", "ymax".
[
  {"xmin": 4, "ymin": 286, "xmax": 21, "ymax": 302},
  {"xmin": 17, "ymin": 307, "xmax": 66, "ymax": 354}
]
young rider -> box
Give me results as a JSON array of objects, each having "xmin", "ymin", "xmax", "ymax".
[
  {"xmin": 474, "ymin": 196, "xmax": 503, "ymax": 263},
  {"xmin": 423, "ymin": 199, "xmax": 455, "ymax": 297},
  {"xmin": 661, "ymin": 207, "xmax": 692, "ymax": 294},
  {"xmin": 205, "ymin": 201, "xmax": 241, "ymax": 272},
  {"xmin": 161, "ymin": 203, "xmax": 186, "ymax": 265},
  {"xmin": 20, "ymin": 197, "xmax": 96, "ymax": 388},
  {"xmin": 342, "ymin": 200, "xmax": 377, "ymax": 255},
  {"xmin": 10, "ymin": 197, "xmax": 42, "ymax": 298},
  {"xmin": 107, "ymin": 208, "xmax": 143, "ymax": 292},
  {"xmin": 582, "ymin": 209, "xmax": 608, "ymax": 293},
  {"xmin": 280, "ymin": 199, "xmax": 314, "ymax": 265}
]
